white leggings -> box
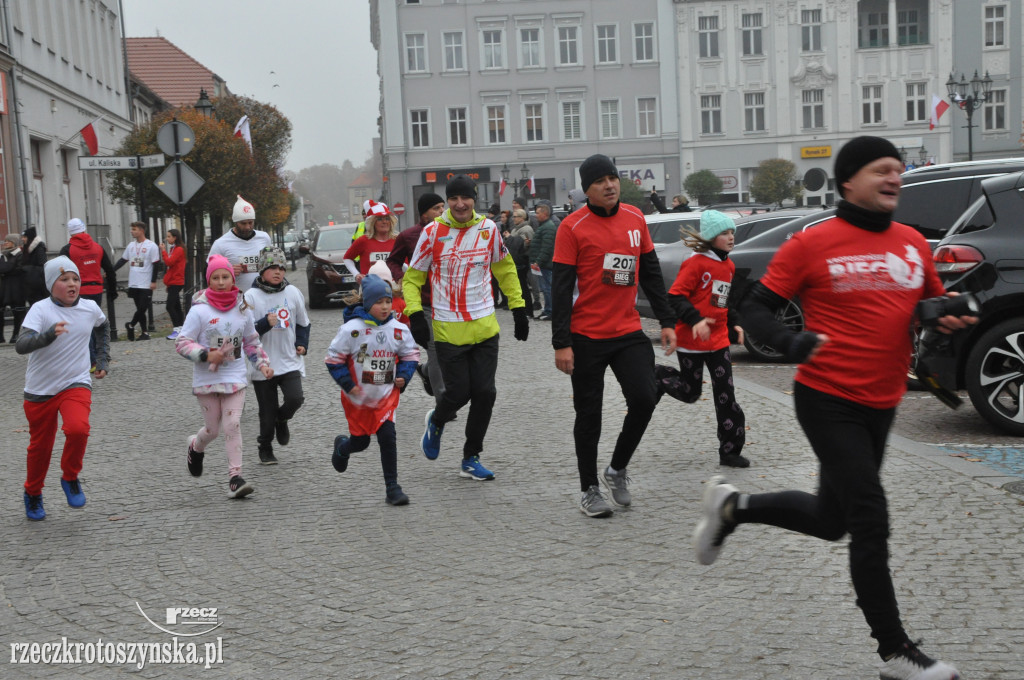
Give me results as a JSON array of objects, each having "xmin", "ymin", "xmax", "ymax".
[{"xmin": 193, "ymin": 390, "xmax": 247, "ymax": 478}]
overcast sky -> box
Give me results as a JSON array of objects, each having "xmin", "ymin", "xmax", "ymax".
[{"xmin": 122, "ymin": 0, "xmax": 380, "ymax": 173}]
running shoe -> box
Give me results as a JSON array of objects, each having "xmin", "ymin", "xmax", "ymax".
[
  {"xmin": 579, "ymin": 485, "xmax": 613, "ymax": 518},
  {"xmin": 332, "ymin": 435, "xmax": 350, "ymax": 472},
  {"xmin": 421, "ymin": 409, "xmax": 444, "ymax": 460},
  {"xmin": 23, "ymin": 492, "xmax": 45, "ymax": 521},
  {"xmin": 459, "ymin": 456, "xmax": 495, "ymax": 481},
  {"xmin": 227, "ymin": 476, "xmax": 254, "ymax": 499},
  {"xmin": 125, "ymin": 322, "xmax": 135, "ymax": 341},
  {"xmin": 879, "ymin": 640, "xmax": 961, "ymax": 680},
  {"xmin": 187, "ymin": 436, "xmax": 204, "ymax": 477},
  {"xmin": 693, "ymin": 475, "xmax": 738, "ymax": 565},
  {"xmin": 385, "ymin": 483, "xmax": 409, "ymax": 506},
  {"xmin": 60, "ymin": 478, "xmax": 86, "ymax": 508},
  {"xmin": 601, "ymin": 466, "xmax": 632, "ymax": 507}
]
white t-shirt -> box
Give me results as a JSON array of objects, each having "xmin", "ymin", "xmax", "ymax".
[
  {"xmin": 22, "ymin": 297, "xmax": 106, "ymax": 396},
  {"xmin": 179, "ymin": 300, "xmax": 261, "ymax": 390},
  {"xmin": 122, "ymin": 239, "xmax": 160, "ymax": 289},
  {"xmin": 209, "ymin": 229, "xmax": 273, "ymax": 291},
  {"xmin": 243, "ymin": 284, "xmax": 309, "ymax": 379},
  {"xmin": 325, "ymin": 315, "xmax": 419, "ymax": 409}
]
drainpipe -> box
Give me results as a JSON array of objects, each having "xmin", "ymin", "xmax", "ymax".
[{"xmin": 3, "ymin": 0, "xmax": 34, "ymax": 231}]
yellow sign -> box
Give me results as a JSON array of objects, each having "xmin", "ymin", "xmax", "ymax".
[{"xmin": 801, "ymin": 146, "xmax": 832, "ymax": 159}]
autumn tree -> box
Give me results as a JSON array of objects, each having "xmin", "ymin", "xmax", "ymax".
[
  {"xmin": 683, "ymin": 170, "xmax": 723, "ymax": 206},
  {"xmin": 749, "ymin": 158, "xmax": 803, "ymax": 207}
]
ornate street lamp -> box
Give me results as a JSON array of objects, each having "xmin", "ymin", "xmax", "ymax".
[
  {"xmin": 946, "ymin": 70, "xmax": 993, "ymax": 161},
  {"xmin": 899, "ymin": 145, "xmax": 930, "ymax": 168},
  {"xmin": 194, "ymin": 88, "xmax": 215, "ymax": 118},
  {"xmin": 500, "ymin": 162, "xmax": 531, "ymax": 199}
]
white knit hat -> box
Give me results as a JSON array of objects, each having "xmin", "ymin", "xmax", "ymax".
[
  {"xmin": 232, "ymin": 195, "xmax": 256, "ymax": 222},
  {"xmin": 367, "ymin": 260, "xmax": 394, "ymax": 282},
  {"xmin": 45, "ymin": 255, "xmax": 80, "ymax": 292},
  {"xmin": 66, "ymin": 218, "xmax": 86, "ymax": 235}
]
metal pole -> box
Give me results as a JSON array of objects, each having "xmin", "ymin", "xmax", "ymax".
[{"xmin": 966, "ymin": 104, "xmax": 975, "ymax": 162}]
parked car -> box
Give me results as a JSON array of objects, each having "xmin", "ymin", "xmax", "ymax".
[
  {"xmin": 919, "ymin": 170, "xmax": 1024, "ymax": 434},
  {"xmin": 304, "ymin": 223, "xmax": 359, "ymax": 308},
  {"xmin": 282, "ymin": 231, "xmax": 307, "ymax": 270}
]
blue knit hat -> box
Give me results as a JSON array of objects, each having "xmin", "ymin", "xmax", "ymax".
[
  {"xmin": 700, "ymin": 210, "xmax": 736, "ymax": 241},
  {"xmin": 361, "ymin": 274, "xmax": 392, "ymax": 309}
]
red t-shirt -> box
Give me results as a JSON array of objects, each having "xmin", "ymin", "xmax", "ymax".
[
  {"xmin": 553, "ymin": 203, "xmax": 654, "ymax": 339},
  {"xmin": 759, "ymin": 217, "xmax": 944, "ymax": 408},
  {"xmin": 668, "ymin": 251, "xmax": 734, "ymax": 352},
  {"xmin": 344, "ymin": 236, "xmax": 397, "ymax": 276}
]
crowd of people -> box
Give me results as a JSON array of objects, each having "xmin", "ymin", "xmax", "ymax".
[{"xmin": 3, "ymin": 141, "xmax": 973, "ymax": 680}]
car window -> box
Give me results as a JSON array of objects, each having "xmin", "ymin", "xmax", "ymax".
[
  {"xmin": 735, "ymin": 216, "xmax": 800, "ymax": 244},
  {"xmin": 894, "ymin": 177, "xmax": 975, "ymax": 241},
  {"xmin": 314, "ymin": 228, "xmax": 357, "ymax": 251},
  {"xmin": 945, "ymin": 197, "xmax": 994, "ymax": 238},
  {"xmin": 647, "ymin": 217, "xmax": 700, "ymax": 244}
]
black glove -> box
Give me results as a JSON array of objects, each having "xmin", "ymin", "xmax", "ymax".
[
  {"xmin": 512, "ymin": 307, "xmax": 529, "ymax": 342},
  {"xmin": 409, "ymin": 311, "xmax": 431, "ymax": 348}
]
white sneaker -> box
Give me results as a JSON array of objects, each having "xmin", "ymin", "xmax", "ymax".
[
  {"xmin": 693, "ymin": 475, "xmax": 738, "ymax": 565},
  {"xmin": 879, "ymin": 641, "xmax": 961, "ymax": 680}
]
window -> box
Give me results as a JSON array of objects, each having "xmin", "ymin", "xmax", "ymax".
[
  {"xmin": 599, "ymin": 99, "xmax": 620, "ymax": 139},
  {"xmin": 906, "ymin": 82, "xmax": 927, "ymax": 123},
  {"xmin": 486, "ymin": 105, "xmax": 506, "ymax": 144},
  {"xmin": 448, "ymin": 107, "xmax": 468, "ymax": 145},
  {"xmin": 985, "ymin": 5, "xmax": 1005, "ymax": 47},
  {"xmin": 443, "ymin": 32, "xmax": 465, "ymax": 71},
  {"xmin": 744, "ymin": 92, "xmax": 765, "ymax": 132},
  {"xmin": 802, "ymin": 89, "xmax": 825, "ymax": 128},
  {"xmin": 698, "ymin": 16, "xmax": 719, "ymax": 58},
  {"xmin": 405, "ymin": 33, "xmax": 426, "ymax": 72},
  {"xmin": 862, "ymin": 85, "xmax": 883, "ymax": 124},
  {"xmin": 524, "ymin": 103, "xmax": 544, "ymax": 142},
  {"xmin": 561, "ymin": 101, "xmax": 582, "ymax": 141},
  {"xmin": 858, "ymin": 11, "xmax": 888, "ymax": 48},
  {"xmin": 637, "ymin": 97, "xmax": 657, "ymax": 136},
  {"xmin": 634, "ymin": 22, "xmax": 655, "ymax": 62},
  {"xmin": 897, "ymin": 10, "xmax": 922, "ymax": 45},
  {"xmin": 596, "ymin": 24, "xmax": 617, "ymax": 64},
  {"xmin": 519, "ymin": 27, "xmax": 541, "ymax": 67},
  {"xmin": 558, "ymin": 26, "xmax": 579, "ymax": 65},
  {"xmin": 984, "ymin": 89, "xmax": 1006, "ymax": 131},
  {"xmin": 700, "ymin": 94, "xmax": 722, "ymax": 134},
  {"xmin": 741, "ymin": 13, "xmax": 763, "ymax": 56},
  {"xmin": 801, "ymin": 9, "xmax": 822, "ymax": 52},
  {"xmin": 482, "ymin": 29, "xmax": 505, "ymax": 69},
  {"xmin": 410, "ymin": 109, "xmax": 430, "ymax": 148}
]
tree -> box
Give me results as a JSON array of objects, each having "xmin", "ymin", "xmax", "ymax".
[
  {"xmin": 749, "ymin": 158, "xmax": 804, "ymax": 207},
  {"xmin": 292, "ymin": 163, "xmax": 348, "ymax": 224},
  {"xmin": 618, "ymin": 177, "xmax": 647, "ymax": 209},
  {"xmin": 683, "ymin": 170, "xmax": 723, "ymax": 205}
]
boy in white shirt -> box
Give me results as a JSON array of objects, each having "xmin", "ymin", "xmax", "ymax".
[{"xmin": 114, "ymin": 221, "xmax": 160, "ymax": 341}]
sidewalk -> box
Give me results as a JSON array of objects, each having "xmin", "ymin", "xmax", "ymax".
[{"xmin": 0, "ymin": 295, "xmax": 1020, "ymax": 678}]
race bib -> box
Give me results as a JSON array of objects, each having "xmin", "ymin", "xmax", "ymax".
[
  {"xmin": 360, "ymin": 356, "xmax": 395, "ymax": 385},
  {"xmin": 370, "ymin": 251, "xmax": 389, "ymax": 262},
  {"xmin": 710, "ymin": 280, "xmax": 731, "ymax": 308},
  {"xmin": 212, "ymin": 334, "xmax": 242, "ymax": 360},
  {"xmin": 239, "ymin": 254, "xmax": 260, "ymax": 273},
  {"xmin": 601, "ymin": 253, "xmax": 636, "ymax": 286}
]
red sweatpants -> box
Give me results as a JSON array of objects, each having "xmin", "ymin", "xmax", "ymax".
[{"xmin": 23, "ymin": 387, "xmax": 92, "ymax": 495}]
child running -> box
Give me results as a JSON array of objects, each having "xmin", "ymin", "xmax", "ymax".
[
  {"xmin": 243, "ymin": 246, "xmax": 310, "ymax": 465},
  {"xmin": 658, "ymin": 210, "xmax": 750, "ymax": 468},
  {"xmin": 176, "ymin": 254, "xmax": 272, "ymax": 498},
  {"xmin": 326, "ymin": 274, "xmax": 419, "ymax": 506},
  {"xmin": 16, "ymin": 256, "xmax": 110, "ymax": 520}
]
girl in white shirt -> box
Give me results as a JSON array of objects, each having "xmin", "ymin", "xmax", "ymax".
[{"xmin": 175, "ymin": 254, "xmax": 272, "ymax": 498}]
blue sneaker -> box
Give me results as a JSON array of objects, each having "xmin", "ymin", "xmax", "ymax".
[
  {"xmin": 24, "ymin": 492, "xmax": 45, "ymax": 521},
  {"xmin": 60, "ymin": 478, "xmax": 86, "ymax": 508},
  {"xmin": 332, "ymin": 435, "xmax": 350, "ymax": 472},
  {"xmin": 460, "ymin": 456, "xmax": 495, "ymax": 481},
  {"xmin": 421, "ymin": 410, "xmax": 444, "ymax": 460}
]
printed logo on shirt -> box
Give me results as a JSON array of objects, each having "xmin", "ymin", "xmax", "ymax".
[
  {"xmin": 394, "ymin": 328, "xmax": 403, "ymax": 340},
  {"xmin": 209, "ymin": 318, "xmax": 220, "ymax": 324},
  {"xmin": 480, "ymin": 229, "xmax": 490, "ymax": 240},
  {"xmin": 826, "ymin": 245, "xmax": 925, "ymax": 293},
  {"xmin": 350, "ymin": 330, "xmax": 360, "ymax": 338},
  {"xmin": 375, "ymin": 331, "xmax": 386, "ymax": 345}
]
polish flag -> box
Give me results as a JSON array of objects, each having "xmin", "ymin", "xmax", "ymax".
[
  {"xmin": 930, "ymin": 94, "xmax": 950, "ymax": 130},
  {"xmin": 79, "ymin": 115, "xmax": 104, "ymax": 155},
  {"xmin": 498, "ymin": 177, "xmax": 507, "ymax": 196},
  {"xmin": 527, "ymin": 176, "xmax": 536, "ymax": 196},
  {"xmin": 233, "ymin": 115, "xmax": 252, "ymax": 152}
]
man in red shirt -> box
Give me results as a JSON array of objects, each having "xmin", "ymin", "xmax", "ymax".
[
  {"xmin": 696, "ymin": 136, "xmax": 973, "ymax": 680},
  {"xmin": 59, "ymin": 218, "xmax": 117, "ymax": 366},
  {"xmin": 552, "ymin": 154, "xmax": 676, "ymax": 518}
]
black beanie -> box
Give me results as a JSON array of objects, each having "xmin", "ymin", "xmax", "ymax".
[
  {"xmin": 579, "ymin": 154, "xmax": 619, "ymax": 192},
  {"xmin": 417, "ymin": 192, "xmax": 444, "ymax": 216},
  {"xmin": 446, "ymin": 174, "xmax": 477, "ymax": 199},
  {"xmin": 834, "ymin": 136, "xmax": 901, "ymax": 197}
]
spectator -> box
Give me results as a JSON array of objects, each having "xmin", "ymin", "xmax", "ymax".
[
  {"xmin": 505, "ymin": 209, "xmax": 534, "ymax": 318},
  {"xmin": 161, "ymin": 229, "xmax": 186, "ymax": 339},
  {"xmin": 650, "ymin": 191, "xmax": 692, "ymax": 213},
  {"xmin": 20, "ymin": 227, "xmax": 47, "ymax": 304},
  {"xmin": 0, "ymin": 234, "xmax": 27, "ymax": 343},
  {"xmin": 530, "ymin": 203, "xmax": 557, "ymax": 320}
]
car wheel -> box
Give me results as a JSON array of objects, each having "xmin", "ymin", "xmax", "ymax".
[
  {"xmin": 308, "ymin": 285, "xmax": 326, "ymax": 309},
  {"xmin": 742, "ymin": 299, "xmax": 804, "ymax": 362},
  {"xmin": 964, "ymin": 318, "xmax": 1024, "ymax": 435}
]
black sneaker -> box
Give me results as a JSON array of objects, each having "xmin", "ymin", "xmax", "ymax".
[
  {"xmin": 720, "ymin": 454, "xmax": 750, "ymax": 468},
  {"xmin": 227, "ymin": 476, "xmax": 254, "ymax": 499},
  {"xmin": 258, "ymin": 446, "xmax": 278, "ymax": 465},
  {"xmin": 187, "ymin": 436, "xmax": 204, "ymax": 477},
  {"xmin": 137, "ymin": 332, "xmax": 151, "ymax": 341},
  {"xmin": 385, "ymin": 483, "xmax": 409, "ymax": 506},
  {"xmin": 125, "ymin": 322, "xmax": 135, "ymax": 341},
  {"xmin": 275, "ymin": 419, "xmax": 290, "ymax": 446},
  {"xmin": 332, "ymin": 435, "xmax": 350, "ymax": 472},
  {"xmin": 415, "ymin": 363, "xmax": 433, "ymax": 396},
  {"xmin": 879, "ymin": 640, "xmax": 961, "ymax": 680}
]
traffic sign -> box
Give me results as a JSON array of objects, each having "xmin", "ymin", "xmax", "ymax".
[
  {"xmin": 393, "ymin": 203, "xmax": 405, "ymax": 215},
  {"xmin": 138, "ymin": 153, "xmax": 166, "ymax": 169},
  {"xmin": 78, "ymin": 153, "xmax": 166, "ymax": 171},
  {"xmin": 154, "ymin": 160, "xmax": 205, "ymax": 205},
  {"xmin": 156, "ymin": 120, "xmax": 195, "ymax": 156}
]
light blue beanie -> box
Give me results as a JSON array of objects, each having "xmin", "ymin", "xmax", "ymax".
[
  {"xmin": 361, "ymin": 274, "xmax": 392, "ymax": 309},
  {"xmin": 700, "ymin": 210, "xmax": 736, "ymax": 241}
]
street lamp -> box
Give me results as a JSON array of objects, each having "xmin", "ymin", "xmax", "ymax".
[
  {"xmin": 946, "ymin": 70, "xmax": 992, "ymax": 161},
  {"xmin": 899, "ymin": 145, "xmax": 929, "ymax": 168},
  {"xmin": 194, "ymin": 88, "xmax": 215, "ymax": 118},
  {"xmin": 500, "ymin": 162, "xmax": 531, "ymax": 200}
]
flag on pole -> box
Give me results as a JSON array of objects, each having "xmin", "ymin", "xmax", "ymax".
[
  {"xmin": 79, "ymin": 115, "xmax": 104, "ymax": 155},
  {"xmin": 498, "ymin": 177, "xmax": 507, "ymax": 196},
  {"xmin": 930, "ymin": 94, "xmax": 950, "ymax": 130},
  {"xmin": 233, "ymin": 115, "xmax": 252, "ymax": 152},
  {"xmin": 528, "ymin": 176, "xmax": 536, "ymax": 196}
]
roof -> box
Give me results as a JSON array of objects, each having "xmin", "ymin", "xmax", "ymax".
[
  {"xmin": 125, "ymin": 37, "xmax": 229, "ymax": 108},
  {"xmin": 350, "ymin": 172, "xmax": 376, "ymax": 188}
]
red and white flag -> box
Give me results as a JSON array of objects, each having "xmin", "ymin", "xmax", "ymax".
[
  {"xmin": 930, "ymin": 94, "xmax": 950, "ymax": 130},
  {"xmin": 79, "ymin": 115, "xmax": 104, "ymax": 155},
  {"xmin": 498, "ymin": 177, "xmax": 507, "ymax": 196},
  {"xmin": 527, "ymin": 176, "xmax": 536, "ymax": 196},
  {"xmin": 233, "ymin": 115, "xmax": 252, "ymax": 152}
]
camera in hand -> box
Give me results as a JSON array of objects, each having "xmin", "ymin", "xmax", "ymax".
[{"xmin": 916, "ymin": 293, "xmax": 980, "ymax": 329}]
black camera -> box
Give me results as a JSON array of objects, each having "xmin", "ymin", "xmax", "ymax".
[{"xmin": 916, "ymin": 293, "xmax": 980, "ymax": 329}]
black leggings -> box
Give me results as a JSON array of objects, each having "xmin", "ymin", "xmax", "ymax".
[
  {"xmin": 128, "ymin": 288, "xmax": 152, "ymax": 328},
  {"xmin": 336, "ymin": 420, "xmax": 398, "ymax": 485},
  {"xmin": 433, "ymin": 335, "xmax": 499, "ymax": 459},
  {"xmin": 252, "ymin": 370, "xmax": 305, "ymax": 449},
  {"xmin": 166, "ymin": 285, "xmax": 185, "ymax": 327},
  {"xmin": 735, "ymin": 382, "xmax": 906, "ymax": 657},
  {"xmin": 570, "ymin": 331, "xmax": 657, "ymax": 491}
]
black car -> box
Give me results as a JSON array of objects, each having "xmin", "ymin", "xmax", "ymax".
[{"xmin": 920, "ymin": 170, "xmax": 1024, "ymax": 435}]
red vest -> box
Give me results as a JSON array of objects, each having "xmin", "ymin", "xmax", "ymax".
[{"xmin": 67, "ymin": 233, "xmax": 105, "ymax": 296}]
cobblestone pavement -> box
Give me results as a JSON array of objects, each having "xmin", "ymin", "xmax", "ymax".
[{"xmin": 1, "ymin": 279, "xmax": 1021, "ymax": 678}]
